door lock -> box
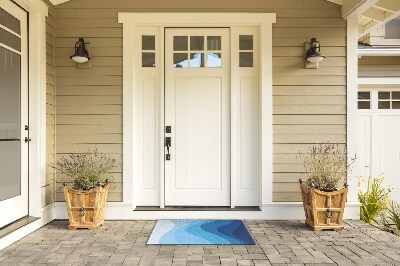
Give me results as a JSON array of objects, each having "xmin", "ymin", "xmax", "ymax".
[{"xmin": 165, "ymin": 137, "xmax": 171, "ymax": 160}]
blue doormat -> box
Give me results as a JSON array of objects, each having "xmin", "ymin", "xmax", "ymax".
[{"xmin": 147, "ymin": 220, "xmax": 255, "ymax": 245}]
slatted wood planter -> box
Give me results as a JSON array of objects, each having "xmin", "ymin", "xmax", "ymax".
[
  {"xmin": 299, "ymin": 182, "xmax": 347, "ymax": 231},
  {"xmin": 63, "ymin": 184, "xmax": 109, "ymax": 230}
]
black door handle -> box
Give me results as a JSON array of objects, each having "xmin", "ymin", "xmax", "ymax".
[{"xmin": 165, "ymin": 137, "xmax": 171, "ymax": 160}]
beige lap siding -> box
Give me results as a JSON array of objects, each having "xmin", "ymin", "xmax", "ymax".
[
  {"xmin": 359, "ymin": 56, "xmax": 400, "ymax": 77},
  {"xmin": 44, "ymin": 1, "xmax": 56, "ymax": 207},
  {"xmin": 55, "ymin": 0, "xmax": 346, "ymax": 202}
]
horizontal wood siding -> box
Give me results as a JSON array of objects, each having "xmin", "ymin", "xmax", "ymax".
[
  {"xmin": 55, "ymin": 0, "xmax": 346, "ymax": 202},
  {"xmin": 359, "ymin": 57, "xmax": 400, "ymax": 77},
  {"xmin": 44, "ymin": 1, "xmax": 56, "ymax": 207}
]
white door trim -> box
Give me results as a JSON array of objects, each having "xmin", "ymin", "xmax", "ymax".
[
  {"xmin": 12, "ymin": 0, "xmax": 48, "ymax": 217},
  {"xmin": 119, "ymin": 13, "xmax": 276, "ymax": 209}
]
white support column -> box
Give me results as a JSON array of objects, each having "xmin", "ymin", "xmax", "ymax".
[{"xmin": 347, "ymin": 16, "xmax": 360, "ymax": 203}]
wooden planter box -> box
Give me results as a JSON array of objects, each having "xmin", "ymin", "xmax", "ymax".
[
  {"xmin": 299, "ymin": 182, "xmax": 347, "ymax": 231},
  {"xmin": 63, "ymin": 184, "xmax": 109, "ymax": 230}
]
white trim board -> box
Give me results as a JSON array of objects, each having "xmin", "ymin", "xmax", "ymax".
[
  {"xmin": 359, "ymin": 77, "xmax": 400, "ymax": 85},
  {"xmin": 119, "ymin": 13, "xmax": 276, "ymax": 209},
  {"xmin": 53, "ymin": 202, "xmax": 360, "ymax": 220}
]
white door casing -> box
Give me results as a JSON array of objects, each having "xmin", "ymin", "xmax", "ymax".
[
  {"xmin": 357, "ymin": 88, "xmax": 400, "ymax": 203},
  {"xmin": 119, "ymin": 13, "xmax": 275, "ymax": 209},
  {"xmin": 164, "ymin": 28, "xmax": 230, "ymax": 206},
  {"xmin": 0, "ymin": 0, "xmax": 28, "ymax": 228}
]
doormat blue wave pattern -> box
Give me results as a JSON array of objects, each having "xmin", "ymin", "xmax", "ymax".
[{"xmin": 147, "ymin": 220, "xmax": 255, "ymax": 245}]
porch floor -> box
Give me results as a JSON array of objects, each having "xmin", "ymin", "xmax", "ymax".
[{"xmin": 0, "ymin": 220, "xmax": 399, "ymax": 265}]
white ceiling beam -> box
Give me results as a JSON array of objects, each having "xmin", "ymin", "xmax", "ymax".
[
  {"xmin": 342, "ymin": 0, "xmax": 380, "ymax": 19},
  {"xmin": 326, "ymin": 0, "xmax": 343, "ymax": 5},
  {"xmin": 374, "ymin": 0, "xmax": 400, "ymax": 12},
  {"xmin": 47, "ymin": 0, "xmax": 70, "ymax": 5},
  {"xmin": 361, "ymin": 8, "xmax": 387, "ymax": 22}
]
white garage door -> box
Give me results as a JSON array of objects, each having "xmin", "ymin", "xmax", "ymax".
[{"xmin": 358, "ymin": 89, "xmax": 400, "ymax": 202}]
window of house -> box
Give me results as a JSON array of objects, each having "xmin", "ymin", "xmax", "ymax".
[
  {"xmin": 142, "ymin": 35, "xmax": 156, "ymax": 67},
  {"xmin": 358, "ymin": 91, "xmax": 371, "ymax": 109}
]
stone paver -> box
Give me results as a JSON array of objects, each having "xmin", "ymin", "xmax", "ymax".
[{"xmin": 0, "ymin": 220, "xmax": 399, "ymax": 265}]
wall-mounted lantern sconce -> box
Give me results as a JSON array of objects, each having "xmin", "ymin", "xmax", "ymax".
[
  {"xmin": 305, "ymin": 38, "xmax": 326, "ymax": 69},
  {"xmin": 70, "ymin": 37, "xmax": 91, "ymax": 67}
]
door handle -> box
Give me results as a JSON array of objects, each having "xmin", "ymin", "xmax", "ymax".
[
  {"xmin": 165, "ymin": 137, "xmax": 171, "ymax": 160},
  {"xmin": 24, "ymin": 137, "xmax": 31, "ymax": 143}
]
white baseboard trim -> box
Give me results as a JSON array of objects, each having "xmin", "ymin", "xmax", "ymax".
[
  {"xmin": 54, "ymin": 201, "xmax": 361, "ymax": 220},
  {"xmin": 0, "ymin": 203, "xmax": 55, "ymax": 250}
]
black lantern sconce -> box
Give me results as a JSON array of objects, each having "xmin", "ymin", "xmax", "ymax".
[
  {"xmin": 305, "ymin": 38, "xmax": 326, "ymax": 69},
  {"xmin": 70, "ymin": 38, "xmax": 91, "ymax": 66}
]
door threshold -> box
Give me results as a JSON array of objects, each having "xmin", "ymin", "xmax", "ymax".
[
  {"xmin": 0, "ymin": 216, "xmax": 39, "ymax": 239},
  {"xmin": 134, "ymin": 206, "xmax": 260, "ymax": 211}
]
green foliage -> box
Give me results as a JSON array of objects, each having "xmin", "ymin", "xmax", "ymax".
[
  {"xmin": 52, "ymin": 148, "xmax": 116, "ymax": 190},
  {"xmin": 358, "ymin": 177, "xmax": 391, "ymax": 224},
  {"xmin": 299, "ymin": 143, "xmax": 355, "ymax": 191},
  {"xmin": 387, "ymin": 201, "xmax": 400, "ymax": 230}
]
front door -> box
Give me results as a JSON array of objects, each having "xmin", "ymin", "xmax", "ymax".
[
  {"xmin": 0, "ymin": 0, "xmax": 28, "ymax": 228},
  {"xmin": 164, "ymin": 28, "xmax": 230, "ymax": 206}
]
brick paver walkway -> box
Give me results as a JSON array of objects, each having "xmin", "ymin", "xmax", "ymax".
[{"xmin": 0, "ymin": 220, "xmax": 399, "ymax": 265}]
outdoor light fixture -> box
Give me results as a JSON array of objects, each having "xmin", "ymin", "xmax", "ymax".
[
  {"xmin": 305, "ymin": 38, "xmax": 326, "ymax": 69},
  {"xmin": 70, "ymin": 37, "xmax": 91, "ymax": 64}
]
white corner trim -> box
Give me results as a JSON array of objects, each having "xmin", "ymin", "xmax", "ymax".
[
  {"xmin": 54, "ymin": 201, "xmax": 360, "ymax": 220},
  {"xmin": 358, "ymin": 77, "xmax": 400, "ymax": 85},
  {"xmin": 346, "ymin": 17, "xmax": 359, "ymax": 203},
  {"xmin": 0, "ymin": 204, "xmax": 54, "ymax": 250}
]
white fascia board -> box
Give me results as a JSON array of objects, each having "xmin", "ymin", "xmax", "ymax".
[{"xmin": 358, "ymin": 48, "xmax": 400, "ymax": 56}]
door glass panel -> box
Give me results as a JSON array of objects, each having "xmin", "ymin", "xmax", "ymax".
[
  {"xmin": 358, "ymin": 92, "xmax": 370, "ymax": 99},
  {"xmin": 189, "ymin": 53, "xmax": 204, "ymax": 67},
  {"xmin": 142, "ymin": 52, "xmax": 155, "ymax": 67},
  {"xmin": 358, "ymin": 101, "xmax": 370, "ymax": 109},
  {"xmin": 0, "ymin": 47, "xmax": 21, "ymax": 201},
  {"xmin": 378, "ymin": 101, "xmax": 390, "ymax": 109},
  {"xmin": 0, "ymin": 27, "xmax": 21, "ymax": 51},
  {"xmin": 239, "ymin": 52, "xmax": 253, "ymax": 67},
  {"xmin": 142, "ymin": 35, "xmax": 155, "ymax": 50},
  {"xmin": 239, "ymin": 35, "xmax": 253, "ymax": 50},
  {"xmin": 190, "ymin": 36, "xmax": 204, "ymax": 51},
  {"xmin": 207, "ymin": 53, "xmax": 222, "ymax": 68},
  {"xmin": 378, "ymin": 91, "xmax": 390, "ymax": 99},
  {"xmin": 392, "ymin": 101, "xmax": 400, "ymax": 109},
  {"xmin": 207, "ymin": 36, "xmax": 221, "ymax": 50},
  {"xmin": 173, "ymin": 36, "xmax": 188, "ymax": 51},
  {"xmin": 173, "ymin": 53, "xmax": 188, "ymax": 68},
  {"xmin": 392, "ymin": 91, "xmax": 400, "ymax": 99},
  {"xmin": 0, "ymin": 7, "xmax": 20, "ymax": 34}
]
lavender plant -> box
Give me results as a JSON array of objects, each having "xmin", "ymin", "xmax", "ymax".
[
  {"xmin": 299, "ymin": 143, "xmax": 355, "ymax": 191},
  {"xmin": 52, "ymin": 148, "xmax": 116, "ymax": 190}
]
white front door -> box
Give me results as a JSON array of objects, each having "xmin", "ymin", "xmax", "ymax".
[
  {"xmin": 164, "ymin": 28, "xmax": 230, "ymax": 206},
  {"xmin": 0, "ymin": 0, "xmax": 29, "ymax": 227},
  {"xmin": 357, "ymin": 89, "xmax": 400, "ymax": 203}
]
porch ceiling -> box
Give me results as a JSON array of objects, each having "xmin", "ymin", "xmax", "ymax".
[{"xmin": 327, "ymin": 0, "xmax": 400, "ymax": 39}]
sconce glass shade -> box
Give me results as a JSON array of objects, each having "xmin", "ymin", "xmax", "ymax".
[
  {"xmin": 70, "ymin": 38, "xmax": 91, "ymax": 63},
  {"xmin": 306, "ymin": 38, "xmax": 326, "ymax": 63}
]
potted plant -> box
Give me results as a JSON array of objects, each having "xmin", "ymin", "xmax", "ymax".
[
  {"xmin": 53, "ymin": 148, "xmax": 116, "ymax": 230},
  {"xmin": 298, "ymin": 143, "xmax": 355, "ymax": 231}
]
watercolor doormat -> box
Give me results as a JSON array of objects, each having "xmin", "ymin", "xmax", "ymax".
[{"xmin": 147, "ymin": 220, "xmax": 255, "ymax": 245}]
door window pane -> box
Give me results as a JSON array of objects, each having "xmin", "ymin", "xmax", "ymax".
[
  {"xmin": 0, "ymin": 7, "xmax": 20, "ymax": 34},
  {"xmin": 358, "ymin": 92, "xmax": 370, "ymax": 100},
  {"xmin": 190, "ymin": 53, "xmax": 204, "ymax": 68},
  {"xmin": 378, "ymin": 101, "xmax": 390, "ymax": 109},
  {"xmin": 239, "ymin": 35, "xmax": 253, "ymax": 50},
  {"xmin": 239, "ymin": 52, "xmax": 253, "ymax": 67},
  {"xmin": 174, "ymin": 36, "xmax": 188, "ymax": 51},
  {"xmin": 0, "ymin": 47, "xmax": 21, "ymax": 201},
  {"xmin": 142, "ymin": 35, "xmax": 155, "ymax": 50},
  {"xmin": 392, "ymin": 91, "xmax": 400, "ymax": 99},
  {"xmin": 207, "ymin": 53, "xmax": 221, "ymax": 68},
  {"xmin": 0, "ymin": 27, "xmax": 21, "ymax": 51},
  {"xmin": 190, "ymin": 36, "xmax": 204, "ymax": 51},
  {"xmin": 378, "ymin": 91, "xmax": 390, "ymax": 99},
  {"xmin": 392, "ymin": 101, "xmax": 400, "ymax": 109},
  {"xmin": 173, "ymin": 53, "xmax": 188, "ymax": 68},
  {"xmin": 142, "ymin": 52, "xmax": 155, "ymax": 67},
  {"xmin": 358, "ymin": 101, "xmax": 370, "ymax": 109},
  {"xmin": 207, "ymin": 36, "xmax": 221, "ymax": 50}
]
